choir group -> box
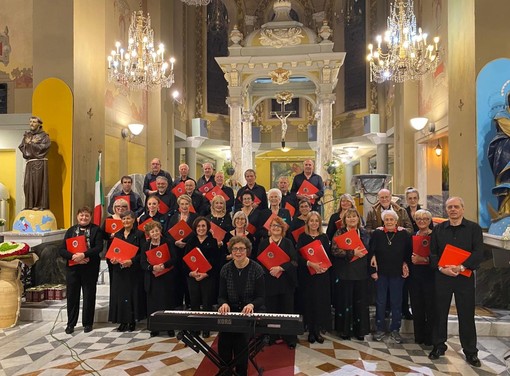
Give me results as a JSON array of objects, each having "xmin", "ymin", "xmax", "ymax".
[{"xmin": 58, "ymin": 157, "xmax": 484, "ymax": 373}]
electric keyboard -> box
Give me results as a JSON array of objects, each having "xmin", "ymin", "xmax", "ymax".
[{"xmin": 148, "ymin": 310, "xmax": 304, "ymax": 335}]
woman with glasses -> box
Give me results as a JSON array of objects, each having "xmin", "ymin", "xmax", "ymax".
[
  {"xmin": 140, "ymin": 221, "xmax": 178, "ymax": 338},
  {"xmin": 330, "ymin": 208, "xmax": 370, "ymax": 340},
  {"xmin": 218, "ymin": 236, "xmax": 265, "ymax": 376},
  {"xmin": 326, "ymin": 193, "xmax": 358, "ymax": 241},
  {"xmin": 296, "ymin": 211, "xmax": 332, "ymax": 344},
  {"xmin": 109, "ymin": 211, "xmax": 146, "ymax": 332},
  {"xmin": 224, "ymin": 211, "xmax": 255, "ymax": 260},
  {"xmin": 288, "ymin": 199, "xmax": 312, "ymax": 245},
  {"xmin": 183, "ymin": 217, "xmax": 222, "ymax": 338},
  {"xmin": 369, "ymin": 210, "xmax": 412, "ymax": 344},
  {"xmin": 256, "ymin": 216, "xmax": 298, "ymax": 349},
  {"xmin": 409, "ymin": 209, "xmax": 435, "ymax": 345},
  {"xmin": 237, "ymin": 191, "xmax": 263, "ymax": 251}
]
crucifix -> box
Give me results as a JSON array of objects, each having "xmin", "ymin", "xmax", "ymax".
[{"xmin": 270, "ymin": 100, "xmax": 296, "ymax": 140}]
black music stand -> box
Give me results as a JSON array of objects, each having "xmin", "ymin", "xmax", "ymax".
[{"xmin": 177, "ymin": 330, "xmax": 268, "ymax": 376}]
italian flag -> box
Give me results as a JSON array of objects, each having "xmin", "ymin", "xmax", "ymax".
[{"xmin": 93, "ymin": 152, "xmax": 104, "ymax": 225}]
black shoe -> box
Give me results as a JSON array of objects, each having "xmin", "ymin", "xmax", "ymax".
[
  {"xmin": 465, "ymin": 354, "xmax": 481, "ymax": 367},
  {"xmin": 65, "ymin": 326, "xmax": 74, "ymax": 334},
  {"xmin": 356, "ymin": 335, "xmax": 365, "ymax": 341},
  {"xmin": 202, "ymin": 331, "xmax": 210, "ymax": 338},
  {"xmin": 428, "ymin": 346, "xmax": 446, "ymax": 360},
  {"xmin": 340, "ymin": 334, "xmax": 350, "ymax": 340},
  {"xmin": 315, "ymin": 333, "xmax": 325, "ymax": 344},
  {"xmin": 308, "ymin": 333, "xmax": 316, "ymax": 344},
  {"xmin": 150, "ymin": 331, "xmax": 159, "ymax": 337},
  {"xmin": 83, "ymin": 325, "xmax": 93, "ymax": 333},
  {"xmin": 128, "ymin": 322, "xmax": 136, "ymax": 332},
  {"xmin": 287, "ymin": 342, "xmax": 296, "ymax": 349},
  {"xmin": 167, "ymin": 330, "xmax": 175, "ymax": 337},
  {"xmin": 117, "ymin": 323, "xmax": 128, "ymax": 332}
]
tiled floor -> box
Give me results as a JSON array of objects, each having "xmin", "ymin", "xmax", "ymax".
[{"xmin": 0, "ymin": 320, "xmax": 508, "ymax": 375}]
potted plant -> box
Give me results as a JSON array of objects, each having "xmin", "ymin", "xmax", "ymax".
[{"xmin": 222, "ymin": 161, "xmax": 235, "ymax": 177}]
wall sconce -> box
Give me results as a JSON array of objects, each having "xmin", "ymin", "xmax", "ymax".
[
  {"xmin": 434, "ymin": 140, "xmax": 442, "ymax": 156},
  {"xmin": 410, "ymin": 117, "xmax": 429, "ymax": 131},
  {"xmin": 121, "ymin": 123, "xmax": 144, "ymax": 140},
  {"xmin": 172, "ymin": 90, "xmax": 183, "ymax": 104}
]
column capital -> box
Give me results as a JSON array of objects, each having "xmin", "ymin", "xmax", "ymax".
[
  {"xmin": 186, "ymin": 136, "xmax": 207, "ymax": 149},
  {"xmin": 226, "ymin": 96, "xmax": 242, "ymax": 108},
  {"xmin": 317, "ymin": 93, "xmax": 336, "ymax": 105},
  {"xmin": 366, "ymin": 132, "xmax": 392, "ymax": 145},
  {"xmin": 242, "ymin": 110, "xmax": 254, "ymax": 123}
]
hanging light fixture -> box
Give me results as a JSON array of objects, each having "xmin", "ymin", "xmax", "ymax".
[
  {"xmin": 107, "ymin": 9, "xmax": 175, "ymax": 91},
  {"xmin": 434, "ymin": 140, "xmax": 442, "ymax": 156},
  {"xmin": 366, "ymin": 0, "xmax": 440, "ymax": 83},
  {"xmin": 180, "ymin": 0, "xmax": 211, "ymax": 6}
]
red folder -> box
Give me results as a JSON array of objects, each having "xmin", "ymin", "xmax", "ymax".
[
  {"xmin": 292, "ymin": 226, "xmax": 305, "ymax": 242},
  {"xmin": 296, "ymin": 180, "xmax": 319, "ymax": 204},
  {"xmin": 257, "ymin": 241, "xmax": 290, "ymax": 278},
  {"xmin": 172, "ymin": 182, "xmax": 186, "ymax": 197},
  {"xmin": 105, "ymin": 218, "xmax": 122, "ymax": 234},
  {"xmin": 158, "ymin": 199, "xmax": 170, "ymax": 215},
  {"xmin": 138, "ymin": 218, "xmax": 154, "ymax": 231},
  {"xmin": 146, "ymin": 243, "xmax": 172, "ymax": 277},
  {"xmin": 299, "ymin": 239, "xmax": 332, "ymax": 275},
  {"xmin": 149, "ymin": 180, "xmax": 157, "ymax": 191},
  {"xmin": 66, "ymin": 235, "xmax": 88, "ymax": 266},
  {"xmin": 168, "ymin": 220, "xmax": 192, "ymax": 240},
  {"xmin": 183, "ymin": 247, "xmax": 212, "ymax": 273},
  {"xmin": 210, "ymin": 222, "xmax": 227, "ymax": 242},
  {"xmin": 412, "ymin": 235, "xmax": 431, "ymax": 264},
  {"xmin": 105, "ymin": 237, "xmax": 139, "ymax": 262},
  {"xmin": 198, "ymin": 182, "xmax": 214, "ymax": 194},
  {"xmin": 335, "ymin": 218, "xmax": 343, "ymax": 230},
  {"xmin": 115, "ymin": 195, "xmax": 131, "ymax": 210},
  {"xmin": 333, "ymin": 229, "xmax": 367, "ymax": 262},
  {"xmin": 189, "ymin": 204, "xmax": 196, "ymax": 214},
  {"xmin": 205, "ymin": 186, "xmax": 230, "ymax": 202},
  {"xmin": 284, "ymin": 202, "xmax": 295, "ymax": 218},
  {"xmin": 247, "ymin": 223, "xmax": 257, "ymax": 235},
  {"xmin": 438, "ymin": 244, "xmax": 473, "ymax": 277},
  {"xmin": 263, "ymin": 213, "xmax": 279, "ymax": 231}
]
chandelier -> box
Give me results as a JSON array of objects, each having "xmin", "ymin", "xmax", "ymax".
[
  {"xmin": 180, "ymin": 0, "xmax": 211, "ymax": 5},
  {"xmin": 366, "ymin": 0, "xmax": 440, "ymax": 83},
  {"xmin": 107, "ymin": 9, "xmax": 175, "ymax": 91}
]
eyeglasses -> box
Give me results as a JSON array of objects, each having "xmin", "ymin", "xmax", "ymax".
[
  {"xmin": 415, "ymin": 217, "xmax": 430, "ymax": 221},
  {"xmin": 271, "ymin": 224, "xmax": 283, "ymax": 228},
  {"xmin": 115, "ymin": 205, "xmax": 128, "ymax": 209},
  {"xmin": 231, "ymin": 247, "xmax": 247, "ymax": 253}
]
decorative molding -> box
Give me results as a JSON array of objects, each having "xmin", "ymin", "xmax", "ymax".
[
  {"xmin": 195, "ymin": 6, "xmax": 204, "ymax": 118},
  {"xmin": 259, "ymin": 27, "xmax": 304, "ymax": 48},
  {"xmin": 269, "ymin": 68, "xmax": 291, "ymax": 85}
]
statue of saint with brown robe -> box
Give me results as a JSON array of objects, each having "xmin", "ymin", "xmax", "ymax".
[{"xmin": 18, "ymin": 116, "xmax": 51, "ymax": 210}]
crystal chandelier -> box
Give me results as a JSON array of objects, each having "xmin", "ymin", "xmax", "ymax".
[
  {"xmin": 107, "ymin": 9, "xmax": 175, "ymax": 91},
  {"xmin": 366, "ymin": 0, "xmax": 440, "ymax": 83},
  {"xmin": 180, "ymin": 0, "xmax": 211, "ymax": 6}
]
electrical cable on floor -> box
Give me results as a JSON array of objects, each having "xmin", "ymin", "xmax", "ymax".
[{"xmin": 47, "ymin": 265, "xmax": 109, "ymax": 375}]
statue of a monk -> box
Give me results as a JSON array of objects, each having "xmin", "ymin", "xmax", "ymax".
[{"xmin": 18, "ymin": 116, "xmax": 51, "ymax": 210}]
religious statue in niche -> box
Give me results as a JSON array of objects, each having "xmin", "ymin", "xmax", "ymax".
[
  {"xmin": 0, "ymin": 26, "xmax": 11, "ymax": 66},
  {"xmin": 18, "ymin": 116, "xmax": 50, "ymax": 210}
]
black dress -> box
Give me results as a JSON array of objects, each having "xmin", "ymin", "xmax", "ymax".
[
  {"xmin": 330, "ymin": 227, "xmax": 370, "ymax": 338},
  {"xmin": 140, "ymin": 238, "xmax": 179, "ymax": 317},
  {"xmin": 296, "ymin": 233, "xmax": 332, "ymax": 334},
  {"xmin": 59, "ymin": 224, "xmax": 103, "ymax": 329},
  {"xmin": 109, "ymin": 228, "xmax": 147, "ymax": 325},
  {"xmin": 256, "ymin": 237, "xmax": 298, "ymax": 346},
  {"xmin": 138, "ymin": 211, "xmax": 167, "ymax": 231}
]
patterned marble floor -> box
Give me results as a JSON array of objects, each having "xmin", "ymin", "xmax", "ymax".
[{"xmin": 0, "ymin": 321, "xmax": 508, "ymax": 376}]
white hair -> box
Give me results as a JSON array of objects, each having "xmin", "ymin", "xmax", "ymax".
[{"xmin": 381, "ymin": 209, "xmax": 398, "ymax": 221}]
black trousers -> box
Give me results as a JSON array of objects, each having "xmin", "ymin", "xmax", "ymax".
[
  {"xmin": 218, "ymin": 331, "xmax": 249, "ymax": 376},
  {"xmin": 266, "ymin": 293, "xmax": 297, "ymax": 345},
  {"xmin": 66, "ymin": 263, "xmax": 100, "ymax": 327},
  {"xmin": 433, "ymin": 272, "xmax": 478, "ymax": 355},
  {"xmin": 409, "ymin": 267, "xmax": 435, "ymax": 344},
  {"xmin": 187, "ymin": 276, "xmax": 216, "ymax": 312},
  {"xmin": 333, "ymin": 279, "xmax": 370, "ymax": 337}
]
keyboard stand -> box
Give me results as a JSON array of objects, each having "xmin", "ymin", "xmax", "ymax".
[{"xmin": 177, "ymin": 330, "xmax": 268, "ymax": 376}]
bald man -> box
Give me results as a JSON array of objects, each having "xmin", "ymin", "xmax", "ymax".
[
  {"xmin": 365, "ymin": 189, "xmax": 413, "ymax": 234},
  {"xmin": 196, "ymin": 162, "xmax": 216, "ymax": 191},
  {"xmin": 290, "ymin": 159, "xmax": 324, "ymax": 212},
  {"xmin": 143, "ymin": 158, "xmax": 173, "ymax": 199}
]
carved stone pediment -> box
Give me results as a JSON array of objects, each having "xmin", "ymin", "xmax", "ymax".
[{"xmin": 259, "ymin": 27, "xmax": 304, "ymax": 48}]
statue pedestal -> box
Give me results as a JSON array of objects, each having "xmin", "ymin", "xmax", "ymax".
[
  {"xmin": 0, "ymin": 230, "xmax": 66, "ymax": 248},
  {"xmin": 483, "ymin": 233, "xmax": 510, "ymax": 268}
]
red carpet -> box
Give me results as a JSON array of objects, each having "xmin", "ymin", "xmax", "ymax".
[{"xmin": 195, "ymin": 337, "xmax": 295, "ymax": 375}]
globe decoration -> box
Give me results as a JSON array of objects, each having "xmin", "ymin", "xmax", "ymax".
[{"xmin": 12, "ymin": 210, "xmax": 58, "ymax": 233}]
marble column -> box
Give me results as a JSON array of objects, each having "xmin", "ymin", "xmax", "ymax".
[
  {"xmin": 242, "ymin": 110, "xmax": 254, "ymax": 175},
  {"xmin": 227, "ymin": 96, "xmax": 243, "ymax": 184},
  {"xmin": 185, "ymin": 147, "xmax": 197, "ymax": 179},
  {"xmin": 344, "ymin": 163, "xmax": 354, "ymax": 194},
  {"xmin": 317, "ymin": 94, "xmax": 336, "ymax": 177},
  {"xmin": 359, "ymin": 156, "xmax": 370, "ymax": 174},
  {"xmin": 376, "ymin": 143, "xmax": 388, "ymax": 174}
]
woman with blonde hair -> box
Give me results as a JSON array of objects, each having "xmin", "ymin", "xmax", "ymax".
[
  {"xmin": 296, "ymin": 211, "xmax": 332, "ymax": 344},
  {"xmin": 326, "ymin": 193, "xmax": 357, "ymax": 240}
]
